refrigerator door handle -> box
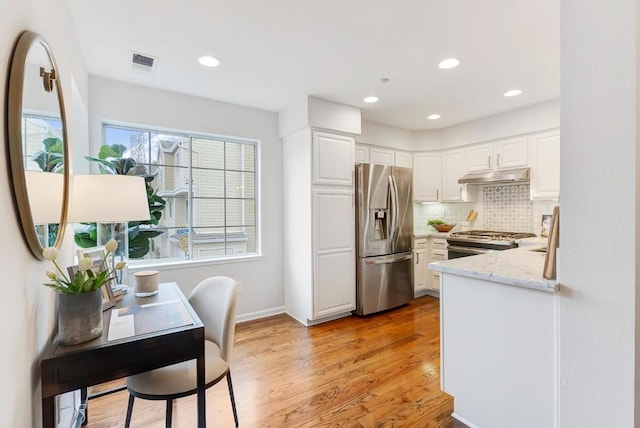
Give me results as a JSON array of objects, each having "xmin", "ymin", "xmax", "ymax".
[
  {"xmin": 388, "ymin": 174, "xmax": 399, "ymax": 245},
  {"xmin": 365, "ymin": 253, "xmax": 413, "ymax": 265}
]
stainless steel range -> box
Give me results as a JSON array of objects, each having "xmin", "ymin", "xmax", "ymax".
[{"xmin": 447, "ymin": 230, "xmax": 537, "ymax": 259}]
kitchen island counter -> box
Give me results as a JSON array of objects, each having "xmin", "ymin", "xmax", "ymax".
[
  {"xmin": 432, "ymin": 241, "xmax": 556, "ymax": 428},
  {"xmin": 428, "ymin": 243, "xmax": 558, "ymax": 292}
]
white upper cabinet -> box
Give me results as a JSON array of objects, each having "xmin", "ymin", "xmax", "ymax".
[
  {"xmin": 369, "ymin": 147, "xmax": 395, "ymax": 166},
  {"xmin": 313, "ymin": 132, "xmax": 354, "ymax": 186},
  {"xmin": 465, "ymin": 143, "xmax": 494, "ymax": 173},
  {"xmin": 465, "ymin": 138, "xmax": 528, "ymax": 173},
  {"xmin": 413, "ymin": 152, "xmax": 441, "ymax": 202},
  {"xmin": 356, "ymin": 144, "xmax": 413, "ymax": 168},
  {"xmin": 441, "ymin": 149, "xmax": 466, "ymax": 202},
  {"xmin": 496, "ymin": 137, "xmax": 528, "ymax": 169},
  {"xmin": 394, "ymin": 151, "xmax": 413, "ymax": 168},
  {"xmin": 354, "ymin": 144, "xmax": 370, "ymax": 164},
  {"xmin": 529, "ymin": 130, "xmax": 560, "ymax": 200}
]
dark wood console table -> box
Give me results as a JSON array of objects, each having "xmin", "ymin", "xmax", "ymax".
[{"xmin": 41, "ymin": 282, "xmax": 206, "ymax": 427}]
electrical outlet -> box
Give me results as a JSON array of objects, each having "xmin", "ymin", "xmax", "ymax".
[{"xmin": 237, "ymin": 281, "xmax": 243, "ymax": 293}]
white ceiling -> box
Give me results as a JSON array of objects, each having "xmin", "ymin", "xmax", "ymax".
[{"xmin": 66, "ymin": 0, "xmax": 560, "ymax": 131}]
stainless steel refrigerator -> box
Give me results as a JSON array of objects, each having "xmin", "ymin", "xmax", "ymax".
[{"xmin": 354, "ymin": 163, "xmax": 414, "ymax": 315}]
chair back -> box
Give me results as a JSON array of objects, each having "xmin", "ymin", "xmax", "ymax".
[{"xmin": 188, "ymin": 276, "xmax": 238, "ymax": 363}]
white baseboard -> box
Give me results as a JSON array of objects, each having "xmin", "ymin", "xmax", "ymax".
[
  {"xmin": 235, "ymin": 306, "xmax": 352, "ymax": 326},
  {"xmin": 451, "ymin": 412, "xmax": 480, "ymax": 428},
  {"xmin": 236, "ymin": 306, "xmax": 285, "ymax": 323}
]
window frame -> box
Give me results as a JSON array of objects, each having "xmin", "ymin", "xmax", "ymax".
[{"xmin": 99, "ymin": 121, "xmax": 262, "ymax": 267}]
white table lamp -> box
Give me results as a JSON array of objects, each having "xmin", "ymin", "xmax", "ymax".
[{"xmin": 68, "ymin": 174, "xmax": 152, "ymax": 288}]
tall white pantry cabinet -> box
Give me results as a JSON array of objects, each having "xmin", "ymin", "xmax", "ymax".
[{"xmin": 283, "ymin": 129, "xmax": 356, "ymax": 325}]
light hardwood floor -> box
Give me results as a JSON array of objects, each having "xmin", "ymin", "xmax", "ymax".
[{"xmin": 85, "ymin": 295, "xmax": 464, "ymax": 427}]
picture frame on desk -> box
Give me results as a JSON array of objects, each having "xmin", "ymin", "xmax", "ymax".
[{"xmin": 71, "ymin": 245, "xmax": 117, "ymax": 311}]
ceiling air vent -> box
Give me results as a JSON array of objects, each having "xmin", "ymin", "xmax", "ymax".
[{"xmin": 131, "ymin": 51, "xmax": 158, "ymax": 74}]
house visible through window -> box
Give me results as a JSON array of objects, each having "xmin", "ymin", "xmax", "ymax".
[{"xmin": 102, "ymin": 124, "xmax": 258, "ymax": 262}]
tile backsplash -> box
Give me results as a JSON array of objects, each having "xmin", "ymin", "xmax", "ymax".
[
  {"xmin": 482, "ymin": 184, "xmax": 533, "ymax": 232},
  {"xmin": 414, "ymin": 183, "xmax": 557, "ymax": 235}
]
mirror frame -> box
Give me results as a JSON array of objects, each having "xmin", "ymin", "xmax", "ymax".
[{"xmin": 7, "ymin": 31, "xmax": 70, "ymax": 260}]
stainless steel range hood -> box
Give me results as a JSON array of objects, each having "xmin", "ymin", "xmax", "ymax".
[{"xmin": 458, "ymin": 167, "xmax": 530, "ymax": 185}]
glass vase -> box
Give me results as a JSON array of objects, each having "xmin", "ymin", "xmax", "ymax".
[{"xmin": 57, "ymin": 288, "xmax": 103, "ymax": 346}]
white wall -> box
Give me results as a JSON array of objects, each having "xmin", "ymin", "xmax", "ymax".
[
  {"xmin": 413, "ymin": 99, "xmax": 560, "ymax": 151},
  {"xmin": 559, "ymin": 0, "xmax": 637, "ymax": 426},
  {"xmin": 358, "ymin": 120, "xmax": 414, "ymax": 151},
  {"xmin": 0, "ymin": 0, "xmax": 88, "ymax": 427},
  {"xmin": 87, "ymin": 77, "xmax": 284, "ymax": 321}
]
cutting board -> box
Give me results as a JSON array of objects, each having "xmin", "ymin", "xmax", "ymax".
[{"xmin": 543, "ymin": 205, "xmax": 559, "ymax": 279}]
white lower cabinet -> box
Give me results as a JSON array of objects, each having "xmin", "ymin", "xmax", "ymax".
[
  {"xmin": 413, "ymin": 238, "xmax": 428, "ymax": 294},
  {"xmin": 314, "ymin": 250, "xmax": 355, "ymax": 318},
  {"xmin": 429, "ymin": 238, "xmax": 448, "ymax": 291},
  {"xmin": 312, "ymin": 189, "xmax": 355, "ymax": 318}
]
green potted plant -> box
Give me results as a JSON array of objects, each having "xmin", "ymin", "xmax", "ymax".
[{"xmin": 42, "ymin": 239, "xmax": 119, "ymax": 345}]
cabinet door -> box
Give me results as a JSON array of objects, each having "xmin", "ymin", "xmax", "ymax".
[
  {"xmin": 313, "ymin": 189, "xmax": 355, "ymax": 318},
  {"xmin": 413, "ymin": 249, "xmax": 428, "ymax": 292},
  {"xmin": 394, "ymin": 152, "xmax": 413, "ymax": 168},
  {"xmin": 355, "ymin": 144, "xmax": 370, "ymax": 164},
  {"xmin": 529, "ymin": 131, "xmax": 560, "ymax": 200},
  {"xmin": 431, "ymin": 272, "xmax": 441, "ymax": 291},
  {"xmin": 413, "ymin": 152, "xmax": 441, "ymax": 202},
  {"xmin": 441, "ymin": 149, "xmax": 465, "ymax": 201},
  {"xmin": 465, "ymin": 143, "xmax": 493, "ymax": 173},
  {"xmin": 369, "ymin": 148, "xmax": 395, "ymax": 166},
  {"xmin": 313, "ymin": 132, "xmax": 354, "ymax": 186},
  {"xmin": 496, "ymin": 137, "xmax": 528, "ymax": 170}
]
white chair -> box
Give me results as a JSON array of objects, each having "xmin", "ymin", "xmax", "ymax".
[{"xmin": 124, "ymin": 276, "xmax": 239, "ymax": 427}]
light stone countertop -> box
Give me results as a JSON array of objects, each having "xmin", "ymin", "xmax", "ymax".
[
  {"xmin": 428, "ymin": 243, "xmax": 558, "ymax": 293},
  {"xmin": 413, "ymin": 230, "xmax": 452, "ymax": 239}
]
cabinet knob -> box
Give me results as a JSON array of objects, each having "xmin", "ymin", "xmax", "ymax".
[{"xmin": 488, "ymin": 155, "xmax": 492, "ymax": 168}]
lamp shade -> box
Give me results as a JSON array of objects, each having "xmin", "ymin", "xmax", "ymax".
[
  {"xmin": 25, "ymin": 170, "xmax": 64, "ymax": 224},
  {"xmin": 68, "ymin": 174, "xmax": 151, "ymax": 223}
]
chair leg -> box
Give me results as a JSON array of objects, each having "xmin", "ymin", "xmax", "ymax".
[
  {"xmin": 226, "ymin": 371, "xmax": 239, "ymax": 427},
  {"xmin": 124, "ymin": 394, "xmax": 135, "ymax": 428},
  {"xmin": 165, "ymin": 399, "xmax": 173, "ymax": 428}
]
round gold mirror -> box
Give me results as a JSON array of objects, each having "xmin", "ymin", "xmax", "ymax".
[{"xmin": 7, "ymin": 31, "xmax": 69, "ymax": 260}]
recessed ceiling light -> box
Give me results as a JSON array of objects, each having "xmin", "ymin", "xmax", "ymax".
[
  {"xmin": 364, "ymin": 96, "xmax": 379, "ymax": 103},
  {"xmin": 504, "ymin": 89, "xmax": 523, "ymax": 97},
  {"xmin": 427, "ymin": 114, "xmax": 441, "ymax": 120},
  {"xmin": 438, "ymin": 58, "xmax": 460, "ymax": 69},
  {"xmin": 198, "ymin": 55, "xmax": 220, "ymax": 67}
]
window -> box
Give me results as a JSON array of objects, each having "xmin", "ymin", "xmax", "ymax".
[
  {"xmin": 101, "ymin": 124, "xmax": 258, "ymax": 263},
  {"xmin": 22, "ymin": 113, "xmax": 63, "ymax": 171}
]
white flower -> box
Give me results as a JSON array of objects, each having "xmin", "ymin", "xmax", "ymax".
[
  {"xmin": 105, "ymin": 239, "xmax": 118, "ymax": 253},
  {"xmin": 78, "ymin": 256, "xmax": 93, "ymax": 272},
  {"xmin": 115, "ymin": 261, "xmax": 126, "ymax": 270},
  {"xmin": 46, "ymin": 271, "xmax": 57, "ymax": 280},
  {"xmin": 42, "ymin": 247, "xmax": 58, "ymax": 261}
]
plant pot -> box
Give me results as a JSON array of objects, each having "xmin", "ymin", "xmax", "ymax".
[{"xmin": 57, "ymin": 289, "xmax": 103, "ymax": 346}]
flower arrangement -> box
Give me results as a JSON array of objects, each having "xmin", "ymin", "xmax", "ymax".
[{"xmin": 43, "ymin": 239, "xmax": 119, "ymax": 294}]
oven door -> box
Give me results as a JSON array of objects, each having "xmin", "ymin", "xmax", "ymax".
[{"xmin": 446, "ymin": 245, "xmax": 494, "ymax": 259}]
